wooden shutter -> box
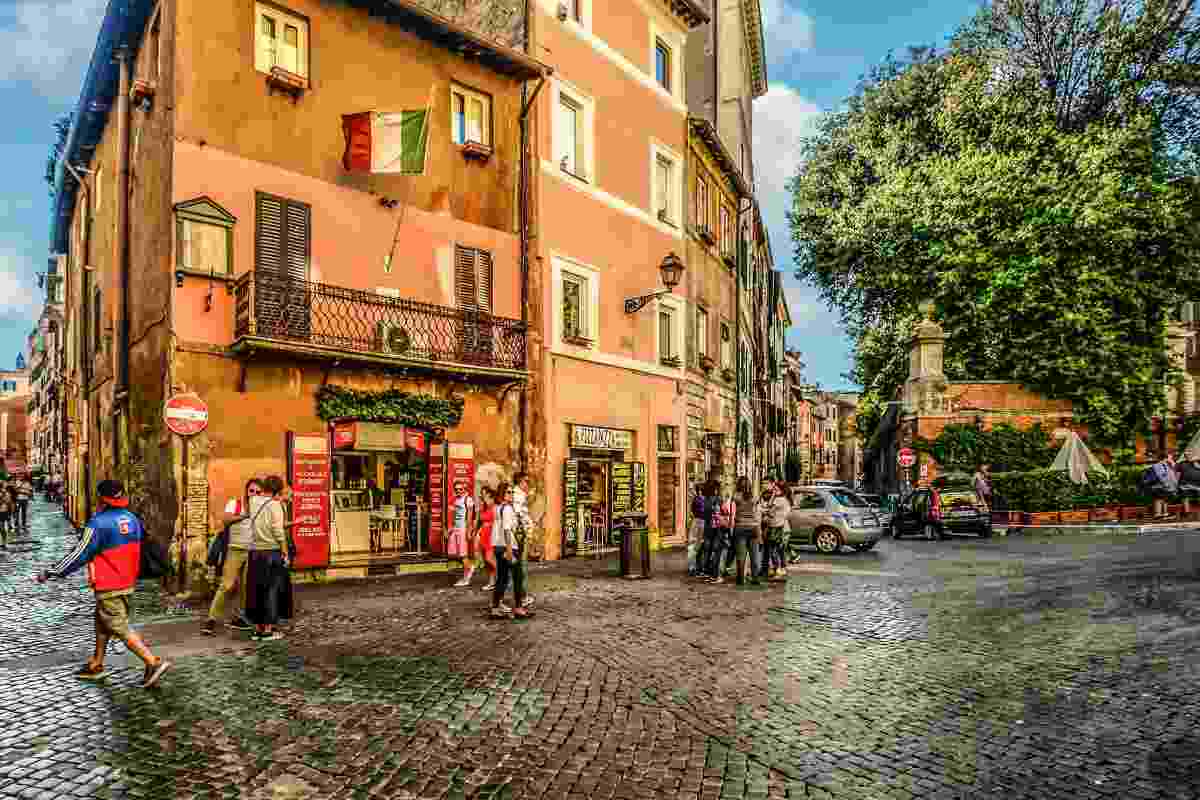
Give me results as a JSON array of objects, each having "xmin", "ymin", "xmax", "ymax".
[
  {"xmin": 476, "ymin": 250, "xmax": 493, "ymax": 313},
  {"xmin": 255, "ymin": 193, "xmax": 285, "ymax": 279},
  {"xmin": 454, "ymin": 246, "xmax": 494, "ymax": 363},
  {"xmin": 454, "ymin": 245, "xmax": 478, "ymax": 310},
  {"xmin": 255, "ymin": 192, "xmax": 311, "ymax": 340},
  {"xmin": 284, "ymin": 201, "xmax": 309, "ymax": 282}
]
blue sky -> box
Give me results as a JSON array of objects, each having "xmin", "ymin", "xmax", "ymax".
[{"xmin": 0, "ymin": 0, "xmax": 984, "ymax": 386}]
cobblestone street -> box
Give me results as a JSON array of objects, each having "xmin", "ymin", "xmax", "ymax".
[{"xmin": 2, "ymin": 500, "xmax": 1200, "ymax": 799}]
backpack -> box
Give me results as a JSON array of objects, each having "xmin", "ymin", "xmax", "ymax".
[
  {"xmin": 713, "ymin": 500, "xmax": 735, "ymax": 530},
  {"xmin": 139, "ymin": 536, "xmax": 173, "ymax": 580},
  {"xmin": 691, "ymin": 494, "xmax": 706, "ymax": 518},
  {"xmin": 1141, "ymin": 464, "xmax": 1164, "ymax": 490}
]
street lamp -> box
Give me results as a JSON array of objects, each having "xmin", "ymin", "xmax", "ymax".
[{"xmin": 624, "ymin": 252, "xmax": 685, "ymax": 314}]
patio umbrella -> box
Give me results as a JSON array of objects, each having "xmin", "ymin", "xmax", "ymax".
[{"xmin": 1050, "ymin": 431, "xmax": 1107, "ymax": 484}]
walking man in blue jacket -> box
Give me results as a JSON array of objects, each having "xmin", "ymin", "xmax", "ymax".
[{"xmin": 35, "ymin": 480, "xmax": 172, "ymax": 688}]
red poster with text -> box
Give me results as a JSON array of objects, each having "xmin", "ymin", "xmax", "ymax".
[
  {"xmin": 428, "ymin": 445, "xmax": 445, "ymax": 554},
  {"xmin": 287, "ymin": 432, "xmax": 332, "ymax": 569}
]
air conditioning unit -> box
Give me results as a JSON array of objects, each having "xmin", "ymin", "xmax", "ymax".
[{"xmin": 376, "ymin": 322, "xmax": 412, "ymax": 355}]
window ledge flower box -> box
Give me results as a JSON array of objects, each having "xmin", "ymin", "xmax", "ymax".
[
  {"xmin": 462, "ymin": 141, "xmax": 493, "ymax": 163},
  {"xmin": 660, "ymin": 356, "xmax": 682, "ymax": 368},
  {"xmin": 699, "ymin": 354, "xmax": 716, "ymax": 372},
  {"xmin": 267, "ymin": 66, "xmax": 307, "ymax": 99},
  {"xmin": 563, "ymin": 333, "xmax": 593, "ymax": 347}
]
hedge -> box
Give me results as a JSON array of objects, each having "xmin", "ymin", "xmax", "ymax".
[{"xmin": 988, "ymin": 467, "xmax": 1153, "ymax": 512}]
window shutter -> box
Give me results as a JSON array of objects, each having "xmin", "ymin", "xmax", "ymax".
[
  {"xmin": 476, "ymin": 250, "xmax": 493, "ymax": 313},
  {"xmin": 455, "ymin": 246, "xmax": 477, "ymax": 310},
  {"xmin": 284, "ymin": 200, "xmax": 309, "ymax": 282},
  {"xmin": 341, "ymin": 112, "xmax": 372, "ymax": 172},
  {"xmin": 255, "ymin": 193, "xmax": 285, "ymax": 278},
  {"xmin": 400, "ymin": 110, "xmax": 428, "ymax": 174}
]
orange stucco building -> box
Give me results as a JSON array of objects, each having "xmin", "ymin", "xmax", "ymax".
[
  {"xmin": 52, "ymin": 0, "xmax": 551, "ymax": 581},
  {"xmin": 524, "ymin": 0, "xmax": 710, "ymax": 557}
]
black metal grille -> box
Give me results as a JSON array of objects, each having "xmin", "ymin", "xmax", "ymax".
[{"xmin": 234, "ymin": 272, "xmax": 526, "ymax": 371}]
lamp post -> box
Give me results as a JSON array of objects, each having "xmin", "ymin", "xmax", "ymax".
[{"xmin": 623, "ymin": 252, "xmax": 685, "ymax": 314}]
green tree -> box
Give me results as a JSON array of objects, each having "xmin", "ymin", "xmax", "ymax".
[{"xmin": 792, "ymin": 43, "xmax": 1200, "ymax": 445}]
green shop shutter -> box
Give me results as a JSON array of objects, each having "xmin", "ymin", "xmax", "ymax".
[{"xmin": 401, "ymin": 110, "xmax": 428, "ymax": 174}]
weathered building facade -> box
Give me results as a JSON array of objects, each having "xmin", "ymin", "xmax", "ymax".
[{"xmin": 52, "ymin": 0, "xmax": 549, "ymax": 578}]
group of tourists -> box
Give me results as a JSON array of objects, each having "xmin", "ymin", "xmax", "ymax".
[
  {"xmin": 687, "ymin": 476, "xmax": 793, "ymax": 585},
  {"xmin": 446, "ymin": 471, "xmax": 537, "ymax": 619},
  {"xmin": 203, "ymin": 475, "xmax": 296, "ymax": 641},
  {"xmin": 0, "ymin": 473, "xmax": 34, "ymax": 547},
  {"xmin": 1143, "ymin": 450, "xmax": 1200, "ymax": 520}
]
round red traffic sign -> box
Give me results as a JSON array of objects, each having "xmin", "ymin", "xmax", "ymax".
[
  {"xmin": 164, "ymin": 393, "xmax": 209, "ymax": 436},
  {"xmin": 898, "ymin": 448, "xmax": 916, "ymax": 468}
]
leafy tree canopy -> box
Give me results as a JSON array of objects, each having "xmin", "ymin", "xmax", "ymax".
[{"xmin": 790, "ymin": 0, "xmax": 1200, "ymax": 445}]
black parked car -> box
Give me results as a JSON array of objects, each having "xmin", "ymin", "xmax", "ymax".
[{"xmin": 892, "ymin": 487, "xmax": 991, "ymax": 540}]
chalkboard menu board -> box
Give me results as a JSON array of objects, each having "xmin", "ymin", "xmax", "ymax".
[
  {"xmin": 562, "ymin": 459, "xmax": 580, "ymax": 553},
  {"xmin": 611, "ymin": 461, "xmax": 646, "ymax": 518}
]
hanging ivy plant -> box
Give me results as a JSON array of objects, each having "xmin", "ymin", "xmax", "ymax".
[
  {"xmin": 912, "ymin": 422, "xmax": 1058, "ymax": 473},
  {"xmin": 316, "ymin": 385, "xmax": 465, "ymax": 428}
]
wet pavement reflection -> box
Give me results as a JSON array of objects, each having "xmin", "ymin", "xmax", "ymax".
[{"xmin": 2, "ymin": 501, "xmax": 1199, "ymax": 799}]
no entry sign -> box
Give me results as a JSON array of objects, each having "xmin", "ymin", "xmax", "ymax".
[
  {"xmin": 898, "ymin": 448, "xmax": 916, "ymax": 468},
  {"xmin": 164, "ymin": 393, "xmax": 209, "ymax": 436}
]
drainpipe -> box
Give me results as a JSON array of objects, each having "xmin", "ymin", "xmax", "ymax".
[
  {"xmin": 734, "ymin": 197, "xmax": 749, "ymax": 477},
  {"xmin": 63, "ymin": 159, "xmax": 93, "ymax": 517},
  {"xmin": 518, "ymin": 74, "xmax": 547, "ymax": 471},
  {"xmin": 113, "ymin": 46, "xmax": 132, "ymax": 444}
]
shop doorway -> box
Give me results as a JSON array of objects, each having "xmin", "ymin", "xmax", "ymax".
[
  {"xmin": 657, "ymin": 457, "xmax": 677, "ymax": 539},
  {"xmin": 331, "ymin": 425, "xmax": 430, "ymax": 558}
]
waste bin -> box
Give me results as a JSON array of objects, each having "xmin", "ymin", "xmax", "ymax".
[{"xmin": 614, "ymin": 513, "xmax": 651, "ymax": 579}]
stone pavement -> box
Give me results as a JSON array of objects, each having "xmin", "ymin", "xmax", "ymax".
[{"xmin": 2, "ymin": 500, "xmax": 1200, "ymax": 799}]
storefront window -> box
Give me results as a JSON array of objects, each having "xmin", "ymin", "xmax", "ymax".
[
  {"xmin": 331, "ymin": 424, "xmax": 430, "ymax": 556},
  {"xmin": 658, "ymin": 425, "xmax": 677, "ymax": 452}
]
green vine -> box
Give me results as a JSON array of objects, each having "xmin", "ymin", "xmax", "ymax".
[
  {"xmin": 913, "ymin": 422, "xmax": 1059, "ymax": 473},
  {"xmin": 316, "ymin": 385, "xmax": 465, "ymax": 428}
]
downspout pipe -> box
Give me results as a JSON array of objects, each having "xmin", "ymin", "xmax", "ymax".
[
  {"xmin": 734, "ymin": 197, "xmax": 750, "ymax": 478},
  {"xmin": 114, "ymin": 46, "xmax": 132, "ymax": 398},
  {"xmin": 517, "ymin": 73, "xmax": 547, "ymax": 471}
]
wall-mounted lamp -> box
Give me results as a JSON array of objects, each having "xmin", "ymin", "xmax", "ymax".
[{"xmin": 624, "ymin": 252, "xmax": 685, "ymax": 314}]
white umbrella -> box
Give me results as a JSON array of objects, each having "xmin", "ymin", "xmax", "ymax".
[{"xmin": 1050, "ymin": 431, "xmax": 1108, "ymax": 484}]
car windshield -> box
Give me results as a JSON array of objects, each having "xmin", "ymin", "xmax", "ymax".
[
  {"xmin": 829, "ymin": 490, "xmax": 869, "ymax": 508},
  {"xmin": 940, "ymin": 491, "xmax": 979, "ymax": 508}
]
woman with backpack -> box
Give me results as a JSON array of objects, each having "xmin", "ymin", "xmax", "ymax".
[
  {"xmin": 491, "ymin": 483, "xmax": 531, "ymax": 619},
  {"xmin": 705, "ymin": 483, "xmax": 735, "ymax": 584}
]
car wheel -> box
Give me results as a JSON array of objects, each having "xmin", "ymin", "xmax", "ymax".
[
  {"xmin": 814, "ymin": 528, "xmax": 842, "ymax": 554},
  {"xmin": 923, "ymin": 522, "xmax": 942, "ymax": 541}
]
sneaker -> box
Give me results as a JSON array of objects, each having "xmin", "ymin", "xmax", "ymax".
[
  {"xmin": 76, "ymin": 662, "xmax": 107, "ymax": 680},
  {"xmin": 142, "ymin": 659, "xmax": 172, "ymax": 688},
  {"xmin": 498, "ymin": 602, "xmax": 512, "ymax": 613},
  {"xmin": 490, "ymin": 607, "xmax": 512, "ymax": 619},
  {"xmin": 226, "ymin": 617, "xmax": 253, "ymax": 631},
  {"xmin": 522, "ymin": 595, "xmax": 535, "ymax": 608},
  {"xmin": 711, "ymin": 577, "xmax": 724, "ymax": 585},
  {"xmin": 482, "ymin": 582, "xmax": 496, "ymax": 591},
  {"xmin": 202, "ymin": 620, "xmax": 217, "ymax": 636},
  {"xmin": 251, "ymin": 631, "xmax": 282, "ymax": 642},
  {"xmin": 453, "ymin": 577, "xmax": 471, "ymax": 588},
  {"xmin": 513, "ymin": 608, "xmax": 533, "ymax": 619}
]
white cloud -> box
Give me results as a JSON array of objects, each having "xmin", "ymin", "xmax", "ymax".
[
  {"xmin": 0, "ymin": 245, "xmax": 41, "ymax": 319},
  {"xmin": 759, "ymin": 0, "xmax": 816, "ymax": 66},
  {"xmin": 0, "ymin": 0, "xmax": 106, "ymax": 99},
  {"xmin": 752, "ymin": 83, "xmax": 822, "ymax": 267}
]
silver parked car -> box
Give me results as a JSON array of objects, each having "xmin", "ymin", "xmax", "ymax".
[
  {"xmin": 788, "ymin": 487, "xmax": 885, "ymax": 554},
  {"xmin": 857, "ymin": 493, "xmax": 895, "ymax": 530}
]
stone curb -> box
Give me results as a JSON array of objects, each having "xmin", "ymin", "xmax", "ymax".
[{"xmin": 997, "ymin": 521, "xmax": 1200, "ymax": 537}]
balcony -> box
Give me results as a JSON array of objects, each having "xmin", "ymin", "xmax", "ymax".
[{"xmin": 233, "ymin": 272, "xmax": 527, "ymax": 377}]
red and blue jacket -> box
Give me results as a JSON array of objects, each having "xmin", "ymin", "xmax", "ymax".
[{"xmin": 47, "ymin": 507, "xmax": 144, "ymax": 592}]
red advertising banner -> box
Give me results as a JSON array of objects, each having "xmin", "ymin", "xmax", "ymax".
[
  {"xmin": 333, "ymin": 422, "xmax": 355, "ymax": 450},
  {"xmin": 428, "ymin": 444, "xmax": 445, "ymax": 554},
  {"xmin": 406, "ymin": 430, "xmax": 426, "ymax": 453},
  {"xmin": 287, "ymin": 432, "xmax": 331, "ymax": 569}
]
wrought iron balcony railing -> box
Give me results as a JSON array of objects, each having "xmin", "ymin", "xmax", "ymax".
[{"xmin": 233, "ymin": 272, "xmax": 527, "ymax": 372}]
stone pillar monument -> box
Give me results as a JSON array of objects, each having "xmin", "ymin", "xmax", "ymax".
[{"xmin": 903, "ymin": 302, "xmax": 948, "ymax": 415}]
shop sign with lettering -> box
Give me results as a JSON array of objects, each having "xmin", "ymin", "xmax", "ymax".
[
  {"xmin": 571, "ymin": 425, "xmax": 633, "ymax": 451},
  {"xmin": 287, "ymin": 432, "xmax": 331, "ymax": 569},
  {"xmin": 354, "ymin": 422, "xmax": 408, "ymax": 451}
]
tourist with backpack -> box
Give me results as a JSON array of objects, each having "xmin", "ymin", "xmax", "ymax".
[
  {"xmin": 706, "ymin": 484, "xmax": 735, "ymax": 584},
  {"xmin": 34, "ymin": 479, "xmax": 172, "ymax": 688},
  {"xmin": 1145, "ymin": 452, "xmax": 1179, "ymax": 520},
  {"xmin": 687, "ymin": 483, "xmax": 706, "ymax": 576},
  {"xmin": 491, "ymin": 482, "xmax": 530, "ymax": 619},
  {"xmin": 203, "ymin": 478, "xmax": 264, "ymax": 636},
  {"xmin": 732, "ymin": 477, "xmax": 763, "ymax": 586}
]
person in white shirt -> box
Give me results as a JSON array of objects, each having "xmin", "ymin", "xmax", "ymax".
[
  {"xmin": 449, "ymin": 480, "xmax": 478, "ymax": 587},
  {"xmin": 203, "ymin": 478, "xmax": 263, "ymax": 635},
  {"xmin": 491, "ymin": 483, "xmax": 531, "ymax": 619},
  {"xmin": 511, "ymin": 472, "xmax": 536, "ymax": 608}
]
